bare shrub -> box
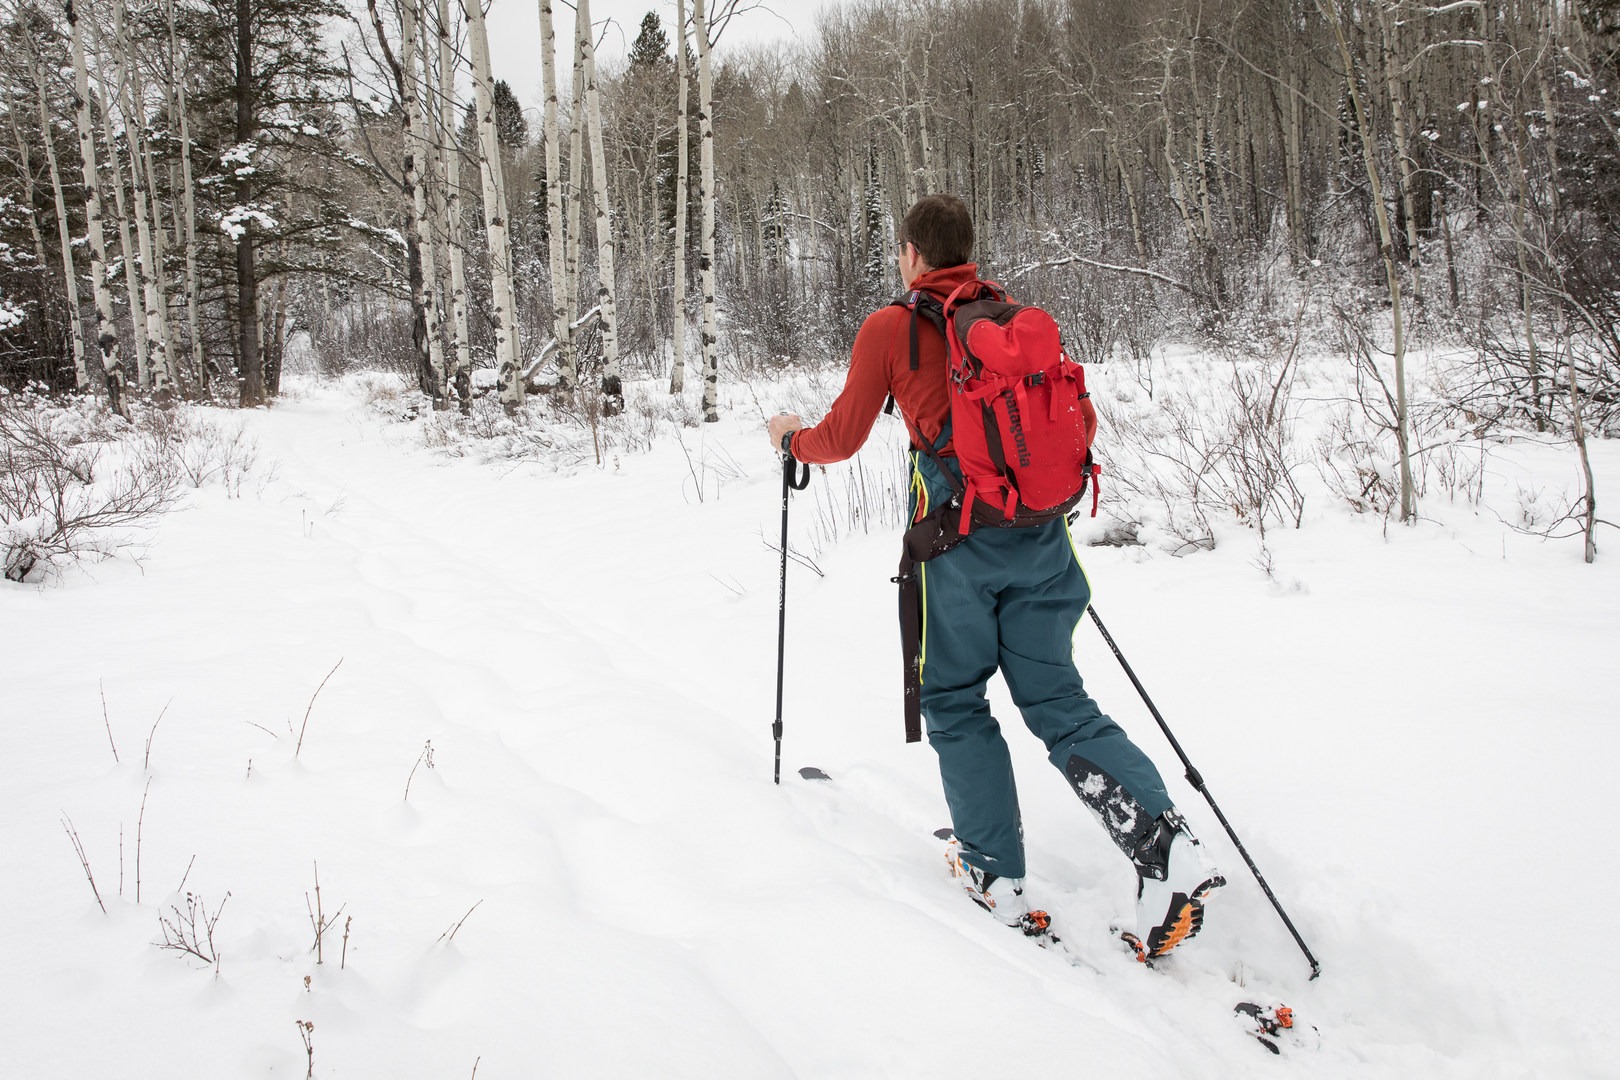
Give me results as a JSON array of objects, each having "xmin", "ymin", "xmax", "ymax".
[
  {"xmin": 1315, "ymin": 405, "xmax": 1397, "ymax": 516},
  {"xmin": 158, "ymin": 890, "xmax": 229, "ymax": 972},
  {"xmin": 0, "ymin": 394, "xmax": 181, "ymax": 582},
  {"xmin": 306, "ymin": 862, "xmax": 345, "ymax": 965},
  {"xmin": 1098, "ymin": 353, "xmax": 1305, "ymax": 552},
  {"xmin": 418, "ymin": 378, "xmax": 709, "ymax": 469},
  {"xmin": 804, "ymin": 446, "xmax": 910, "ymax": 559},
  {"xmin": 138, "ymin": 407, "xmax": 260, "ymax": 497}
]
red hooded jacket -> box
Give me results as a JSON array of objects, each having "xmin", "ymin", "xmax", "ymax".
[{"xmin": 788, "ymin": 263, "xmax": 981, "ymax": 465}]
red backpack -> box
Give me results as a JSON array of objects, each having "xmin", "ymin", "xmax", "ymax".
[
  {"xmin": 893, "ymin": 278, "xmax": 1098, "ymax": 535},
  {"xmin": 891, "ymin": 277, "xmax": 1099, "ymax": 741}
]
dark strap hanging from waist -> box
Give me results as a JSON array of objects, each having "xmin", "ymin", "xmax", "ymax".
[
  {"xmin": 893, "ymin": 553, "xmax": 923, "ymax": 743},
  {"xmin": 891, "ymin": 491, "xmax": 968, "ymax": 744}
]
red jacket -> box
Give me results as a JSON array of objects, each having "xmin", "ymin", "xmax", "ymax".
[{"xmin": 789, "ymin": 263, "xmax": 981, "ymax": 465}]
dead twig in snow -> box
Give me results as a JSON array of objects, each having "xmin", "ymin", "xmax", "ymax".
[
  {"xmin": 100, "ymin": 680, "xmax": 119, "ymax": 763},
  {"xmin": 135, "ymin": 778, "xmax": 151, "ymax": 903},
  {"xmin": 144, "ymin": 699, "xmax": 171, "ymax": 771},
  {"xmin": 62, "ymin": 814, "xmax": 107, "ymax": 914},
  {"xmin": 403, "ymin": 739, "xmax": 435, "ymax": 802},
  {"xmin": 295, "ymin": 658, "xmax": 343, "ymax": 758},
  {"xmin": 439, "ymin": 899, "xmax": 483, "ymax": 944}
]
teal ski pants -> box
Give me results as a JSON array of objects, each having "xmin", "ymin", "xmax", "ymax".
[{"xmin": 918, "ymin": 518, "xmax": 1173, "ymax": 880}]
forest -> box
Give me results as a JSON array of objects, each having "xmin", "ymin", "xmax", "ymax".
[
  {"xmin": 0, "ymin": 0, "xmax": 1614, "ymax": 562},
  {"xmin": 5, "ymin": 6, "xmax": 1618, "ymax": 1071}
]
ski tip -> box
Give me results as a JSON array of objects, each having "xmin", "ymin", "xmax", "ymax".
[
  {"xmin": 932, "ymin": 827, "xmax": 955, "ymax": 840},
  {"xmin": 798, "ymin": 766, "xmax": 832, "ymax": 781},
  {"xmin": 1235, "ymin": 1001, "xmax": 1305, "ymax": 1055},
  {"xmin": 1119, "ymin": 930, "xmax": 1154, "ymax": 967}
]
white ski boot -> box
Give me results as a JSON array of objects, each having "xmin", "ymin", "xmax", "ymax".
[
  {"xmin": 945, "ymin": 839, "xmax": 1051, "ymax": 937},
  {"xmin": 1125, "ymin": 809, "xmax": 1224, "ymax": 961}
]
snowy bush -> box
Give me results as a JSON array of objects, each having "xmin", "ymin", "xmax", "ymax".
[
  {"xmin": 1096, "ymin": 352, "xmax": 1306, "ymax": 554},
  {"xmin": 411, "ymin": 377, "xmax": 707, "ymax": 469},
  {"xmin": 140, "ymin": 407, "xmax": 261, "ymax": 497},
  {"xmin": 0, "ymin": 391, "xmax": 180, "ymax": 582}
]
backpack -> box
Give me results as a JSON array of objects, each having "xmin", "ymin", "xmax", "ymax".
[{"xmin": 890, "ymin": 277, "xmax": 1100, "ymax": 742}]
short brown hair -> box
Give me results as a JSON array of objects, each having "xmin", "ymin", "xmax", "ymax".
[{"xmin": 898, "ymin": 195, "xmax": 973, "ymax": 269}]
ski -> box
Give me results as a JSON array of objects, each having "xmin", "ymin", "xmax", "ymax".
[
  {"xmin": 937, "ymin": 827, "xmax": 1313, "ymax": 1055},
  {"xmin": 1233, "ymin": 1000, "xmax": 1316, "ymax": 1055},
  {"xmin": 795, "ymin": 774, "xmax": 1314, "ymax": 1055}
]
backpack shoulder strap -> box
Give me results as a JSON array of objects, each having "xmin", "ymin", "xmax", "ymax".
[{"xmin": 882, "ymin": 292, "xmax": 949, "ymax": 415}]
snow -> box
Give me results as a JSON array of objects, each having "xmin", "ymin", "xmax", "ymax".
[
  {"xmin": 219, "ymin": 206, "xmax": 279, "ymax": 241},
  {"xmin": 3, "ymin": 369, "xmax": 1617, "ymax": 1077}
]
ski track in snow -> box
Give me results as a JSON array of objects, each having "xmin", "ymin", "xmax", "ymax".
[{"xmin": 3, "ymin": 375, "xmax": 1616, "ymax": 1078}]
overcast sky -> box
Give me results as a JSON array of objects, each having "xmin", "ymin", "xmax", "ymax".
[{"xmin": 480, "ymin": 0, "xmax": 824, "ymax": 113}]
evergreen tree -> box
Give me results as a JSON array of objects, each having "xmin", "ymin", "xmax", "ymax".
[
  {"xmin": 628, "ymin": 11, "xmax": 670, "ymax": 70},
  {"xmin": 185, "ymin": 0, "xmax": 349, "ymax": 405},
  {"xmin": 859, "ymin": 146, "xmax": 887, "ymax": 306},
  {"xmin": 464, "ymin": 79, "xmax": 527, "ymax": 150}
]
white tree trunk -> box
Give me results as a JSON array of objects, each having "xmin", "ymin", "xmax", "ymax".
[
  {"xmin": 90, "ymin": 39, "xmax": 150, "ymax": 392},
  {"xmin": 578, "ymin": 0, "xmax": 622, "ymax": 414},
  {"xmin": 65, "ymin": 0, "xmax": 124, "ymax": 413},
  {"xmin": 693, "ymin": 0, "xmax": 719, "ymax": 423},
  {"xmin": 565, "ymin": 29, "xmax": 584, "ymax": 341},
  {"xmin": 434, "ymin": 0, "xmax": 472, "ymax": 407},
  {"xmin": 538, "ymin": 0, "xmax": 574, "ymax": 392},
  {"xmin": 116, "ymin": 4, "xmax": 175, "ymax": 400},
  {"xmin": 1319, "ymin": 0, "xmax": 1415, "ymax": 522},
  {"xmin": 670, "ymin": 0, "xmax": 690, "ymax": 395},
  {"xmin": 462, "ymin": 0, "xmax": 522, "ymax": 408},
  {"xmin": 398, "ymin": 0, "xmax": 447, "ymax": 407},
  {"xmin": 166, "ymin": 0, "xmax": 205, "ymax": 396},
  {"xmin": 1376, "ymin": 0, "xmax": 1424, "ymax": 306},
  {"xmin": 20, "ymin": 39, "xmax": 87, "ymax": 387}
]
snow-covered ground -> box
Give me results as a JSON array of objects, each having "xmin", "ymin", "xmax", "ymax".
[{"xmin": 4, "ymin": 368, "xmax": 1615, "ymax": 1077}]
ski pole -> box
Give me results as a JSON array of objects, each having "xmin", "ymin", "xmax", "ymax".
[
  {"xmin": 1088, "ymin": 606, "xmax": 1323, "ymax": 980},
  {"xmin": 774, "ymin": 448, "xmax": 810, "ymax": 785}
]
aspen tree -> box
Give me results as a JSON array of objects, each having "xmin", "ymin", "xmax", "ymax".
[
  {"xmin": 1318, "ymin": 0, "xmax": 1415, "ymax": 522},
  {"xmin": 565, "ymin": 28, "xmax": 584, "ymax": 345},
  {"xmin": 64, "ymin": 0, "xmax": 124, "ymax": 415},
  {"xmin": 405, "ymin": 0, "xmax": 447, "ymax": 406},
  {"xmin": 165, "ymin": 0, "xmax": 204, "ymax": 395},
  {"xmin": 136, "ymin": 125, "xmax": 177, "ymax": 397},
  {"xmin": 462, "ymin": 0, "xmax": 522, "ymax": 409},
  {"xmin": 18, "ymin": 25, "xmax": 86, "ymax": 388},
  {"xmin": 578, "ymin": 0, "xmax": 623, "ymax": 415},
  {"xmin": 693, "ymin": 0, "xmax": 719, "ymax": 423},
  {"xmin": 433, "ymin": 0, "xmax": 472, "ymax": 407},
  {"xmin": 112, "ymin": 4, "xmax": 175, "ymax": 400},
  {"xmin": 87, "ymin": 11, "xmax": 150, "ymax": 392},
  {"xmin": 669, "ymin": 0, "xmax": 690, "ymax": 394},
  {"xmin": 368, "ymin": 0, "xmax": 447, "ymax": 407},
  {"xmin": 1375, "ymin": 0, "xmax": 1424, "ymax": 305},
  {"xmin": 538, "ymin": 0, "xmax": 573, "ymax": 391}
]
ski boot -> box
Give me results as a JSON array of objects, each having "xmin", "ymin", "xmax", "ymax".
[
  {"xmin": 1123, "ymin": 809, "xmax": 1224, "ymax": 961},
  {"xmin": 945, "ymin": 839, "xmax": 1052, "ymax": 939}
]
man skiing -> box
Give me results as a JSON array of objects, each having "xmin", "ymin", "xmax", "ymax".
[{"xmin": 767, "ymin": 194, "xmax": 1223, "ymax": 959}]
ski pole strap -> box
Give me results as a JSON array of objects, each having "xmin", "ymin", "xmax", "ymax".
[{"xmin": 783, "ymin": 451, "xmax": 810, "ymax": 491}]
